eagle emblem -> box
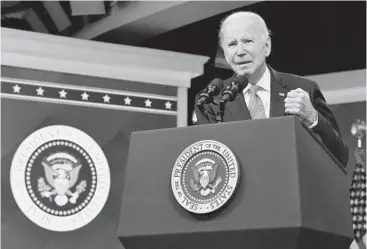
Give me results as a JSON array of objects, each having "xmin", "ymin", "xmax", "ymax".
[
  {"xmin": 38, "ymin": 152, "xmax": 87, "ymax": 206},
  {"xmin": 190, "ymin": 158, "xmax": 222, "ymax": 196},
  {"xmin": 172, "ymin": 140, "xmax": 239, "ymax": 214}
]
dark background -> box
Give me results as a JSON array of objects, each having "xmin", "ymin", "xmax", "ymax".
[
  {"xmin": 141, "ymin": 1, "xmax": 366, "ymax": 76},
  {"xmin": 3, "ymin": 2, "xmax": 365, "ymax": 76}
]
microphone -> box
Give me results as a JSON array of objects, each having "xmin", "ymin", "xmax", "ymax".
[
  {"xmin": 220, "ymin": 75, "xmax": 249, "ymax": 105},
  {"xmin": 196, "ymin": 78, "xmax": 224, "ymax": 107},
  {"xmin": 216, "ymin": 75, "xmax": 248, "ymax": 123}
]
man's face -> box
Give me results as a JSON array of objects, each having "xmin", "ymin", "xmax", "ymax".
[{"xmin": 221, "ymin": 16, "xmax": 271, "ymax": 79}]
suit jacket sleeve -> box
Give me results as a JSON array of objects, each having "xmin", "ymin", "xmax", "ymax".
[{"xmin": 309, "ymin": 82, "xmax": 349, "ymax": 167}]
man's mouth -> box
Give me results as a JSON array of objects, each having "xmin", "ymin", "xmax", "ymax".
[{"xmin": 236, "ymin": 61, "xmax": 251, "ymax": 65}]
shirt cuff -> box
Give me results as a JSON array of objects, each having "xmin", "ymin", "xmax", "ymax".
[{"xmin": 308, "ymin": 113, "xmax": 318, "ymax": 129}]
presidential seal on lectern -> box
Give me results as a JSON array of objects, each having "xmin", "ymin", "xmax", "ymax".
[{"xmin": 171, "ymin": 140, "xmax": 240, "ymax": 214}]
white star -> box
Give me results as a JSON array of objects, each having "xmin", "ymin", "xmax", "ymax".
[
  {"xmin": 36, "ymin": 87, "xmax": 44, "ymax": 96},
  {"xmin": 81, "ymin": 92, "xmax": 89, "ymax": 101},
  {"xmin": 13, "ymin": 84, "xmax": 21, "ymax": 93},
  {"xmin": 165, "ymin": 101, "xmax": 172, "ymax": 110},
  {"xmin": 124, "ymin": 96, "xmax": 132, "ymax": 105},
  {"xmin": 103, "ymin": 94, "xmax": 110, "ymax": 103},
  {"xmin": 59, "ymin": 89, "xmax": 67, "ymax": 98},
  {"xmin": 145, "ymin": 99, "xmax": 152, "ymax": 108}
]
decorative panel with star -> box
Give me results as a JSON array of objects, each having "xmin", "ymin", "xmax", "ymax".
[
  {"xmin": 1, "ymin": 78, "xmax": 177, "ymax": 114},
  {"xmin": 1, "ymin": 66, "xmax": 178, "ymax": 249}
]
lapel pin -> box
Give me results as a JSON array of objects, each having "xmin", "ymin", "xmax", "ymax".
[{"xmin": 278, "ymin": 93, "xmax": 285, "ymax": 97}]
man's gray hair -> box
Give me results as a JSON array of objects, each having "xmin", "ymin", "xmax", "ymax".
[{"xmin": 218, "ymin": 11, "xmax": 272, "ymax": 47}]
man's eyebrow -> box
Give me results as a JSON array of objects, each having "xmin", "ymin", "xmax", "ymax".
[{"xmin": 240, "ymin": 35, "xmax": 255, "ymax": 40}]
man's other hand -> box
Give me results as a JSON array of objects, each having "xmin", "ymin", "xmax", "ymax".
[{"xmin": 284, "ymin": 88, "xmax": 318, "ymax": 127}]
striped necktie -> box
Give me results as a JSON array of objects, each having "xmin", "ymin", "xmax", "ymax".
[{"xmin": 248, "ymin": 84, "xmax": 266, "ymax": 119}]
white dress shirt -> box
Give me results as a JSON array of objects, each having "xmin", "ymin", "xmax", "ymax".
[{"xmin": 242, "ymin": 66, "xmax": 318, "ymax": 128}]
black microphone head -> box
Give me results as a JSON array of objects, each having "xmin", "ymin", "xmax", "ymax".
[
  {"xmin": 197, "ymin": 78, "xmax": 224, "ymax": 106},
  {"xmin": 208, "ymin": 78, "xmax": 224, "ymax": 95},
  {"xmin": 220, "ymin": 75, "xmax": 248, "ymax": 103}
]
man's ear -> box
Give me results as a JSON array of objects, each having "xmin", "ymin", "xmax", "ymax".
[{"xmin": 265, "ymin": 37, "xmax": 271, "ymax": 57}]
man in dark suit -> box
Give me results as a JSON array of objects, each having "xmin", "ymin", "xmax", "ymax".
[{"xmin": 195, "ymin": 11, "xmax": 349, "ymax": 167}]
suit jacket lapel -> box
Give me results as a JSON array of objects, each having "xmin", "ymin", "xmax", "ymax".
[
  {"xmin": 225, "ymin": 93, "xmax": 251, "ymax": 121},
  {"xmin": 269, "ymin": 67, "xmax": 288, "ymax": 118}
]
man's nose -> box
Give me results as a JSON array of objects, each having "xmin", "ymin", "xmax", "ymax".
[{"xmin": 236, "ymin": 43, "xmax": 246, "ymax": 56}]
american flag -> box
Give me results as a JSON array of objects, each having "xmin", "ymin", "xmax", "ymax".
[{"xmin": 349, "ymin": 148, "xmax": 366, "ymax": 249}]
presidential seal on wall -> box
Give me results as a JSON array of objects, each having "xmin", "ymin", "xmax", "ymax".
[
  {"xmin": 10, "ymin": 125, "xmax": 111, "ymax": 232},
  {"xmin": 171, "ymin": 140, "xmax": 240, "ymax": 214}
]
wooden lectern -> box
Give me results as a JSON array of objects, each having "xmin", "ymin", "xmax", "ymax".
[{"xmin": 117, "ymin": 116, "xmax": 353, "ymax": 249}]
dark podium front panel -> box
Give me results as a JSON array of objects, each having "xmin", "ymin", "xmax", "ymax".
[{"xmin": 118, "ymin": 117, "xmax": 353, "ymax": 249}]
